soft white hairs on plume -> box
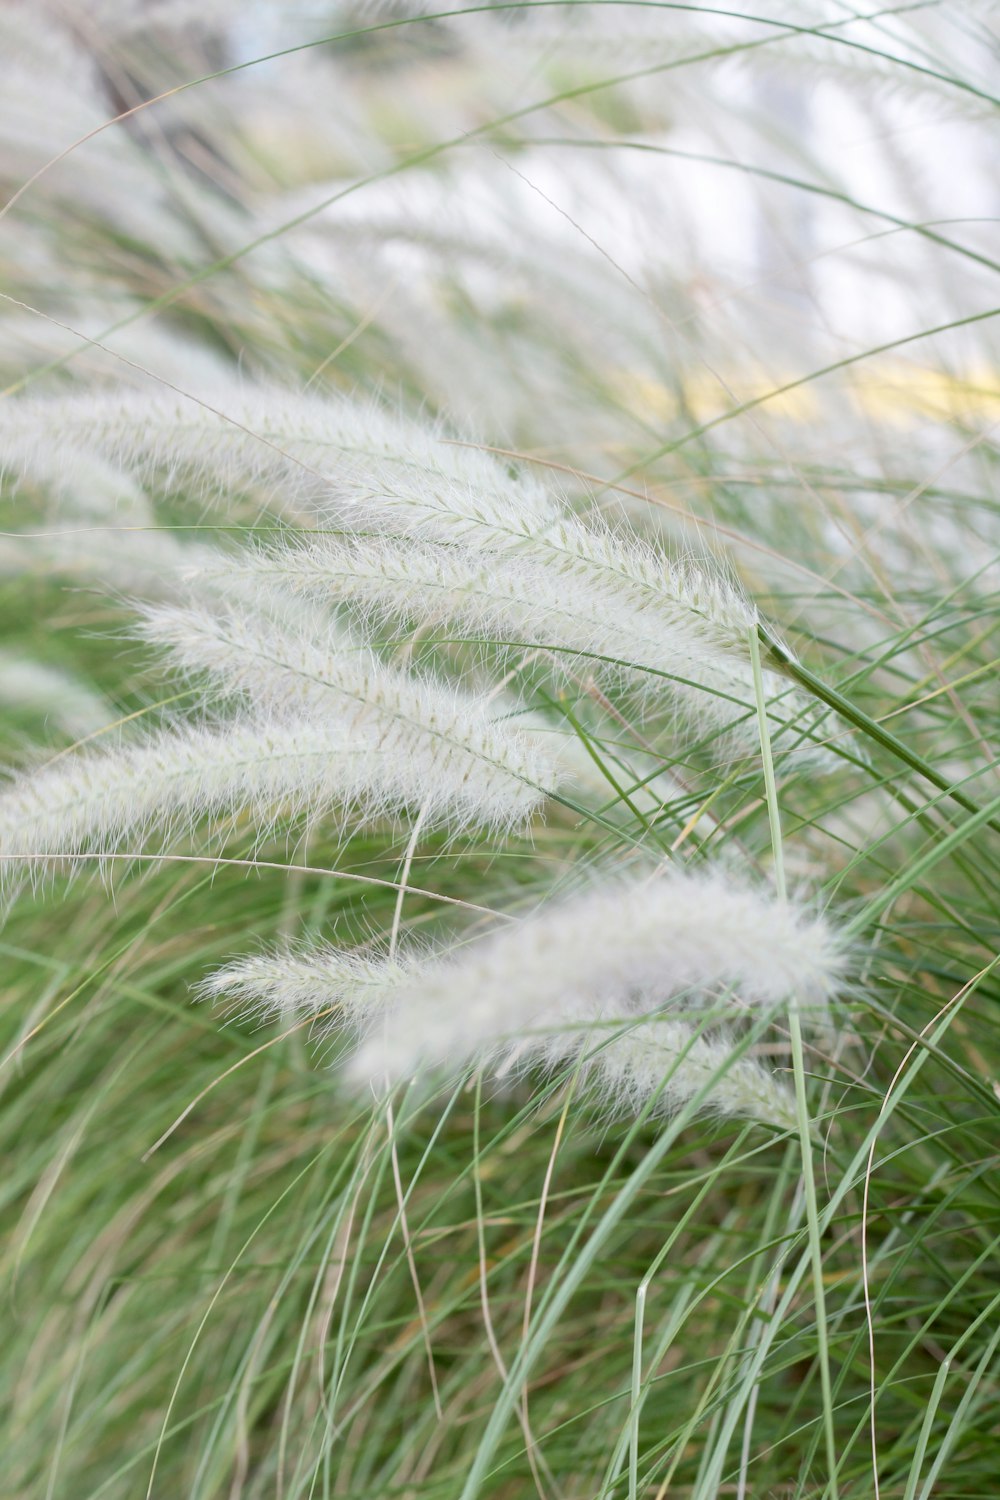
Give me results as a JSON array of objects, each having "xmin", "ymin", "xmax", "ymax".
[
  {"xmin": 0, "ymin": 716, "xmax": 378, "ymax": 889},
  {"xmin": 348, "ymin": 869, "xmax": 842, "ymax": 1085},
  {"xmin": 452, "ymin": 511, "xmax": 758, "ymax": 670},
  {"xmin": 0, "ymin": 387, "xmax": 558, "ymax": 532},
  {"xmin": 0, "ymin": 526, "xmax": 307, "ymax": 625},
  {"xmin": 205, "ymin": 869, "xmax": 842, "ymax": 1099},
  {"xmin": 205, "ymin": 951, "xmax": 797, "ymax": 1130},
  {"xmin": 135, "ymin": 601, "xmax": 558, "ymax": 829},
  {"xmin": 189, "ymin": 536, "xmax": 804, "ymax": 744},
  {"xmin": 203, "ymin": 922, "xmax": 810, "ymax": 1132},
  {"xmin": 200, "ymin": 945, "xmax": 406, "ymax": 1037},
  {"xmin": 1, "ymin": 388, "xmax": 767, "ymax": 673},
  {"xmin": 0, "ymin": 526, "xmax": 197, "ymax": 594},
  {"xmin": 0, "ymin": 441, "xmax": 147, "ymax": 520},
  {"xmin": 503, "ymin": 1003, "xmax": 799, "ymax": 1132},
  {"xmin": 0, "ymin": 410, "xmax": 220, "ymax": 584},
  {"xmin": 0, "ymin": 702, "xmax": 541, "ymax": 896}
]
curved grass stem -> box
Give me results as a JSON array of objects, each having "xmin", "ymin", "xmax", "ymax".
[{"xmin": 749, "ymin": 626, "xmax": 839, "ymax": 1500}]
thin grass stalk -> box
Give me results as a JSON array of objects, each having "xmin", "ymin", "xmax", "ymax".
[
  {"xmin": 624, "ymin": 1172, "xmax": 721, "ymax": 1500},
  {"xmin": 915, "ymin": 1296, "xmax": 1000, "ymax": 1500},
  {"xmin": 749, "ymin": 623, "xmax": 838, "ymax": 1499}
]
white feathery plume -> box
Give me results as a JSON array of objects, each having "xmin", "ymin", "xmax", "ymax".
[
  {"xmin": 1, "ymin": 384, "xmax": 826, "ymax": 772},
  {"xmin": 347, "ymin": 869, "xmax": 842, "ymax": 1086},
  {"xmin": 0, "ymin": 388, "xmax": 763, "ymax": 664},
  {"xmin": 0, "ymin": 526, "xmax": 278, "ymax": 613},
  {"xmin": 503, "ymin": 1003, "xmax": 799, "ymax": 1133},
  {"xmin": 465, "ymin": 511, "xmax": 760, "ymax": 671},
  {"xmin": 0, "ymin": 387, "xmax": 558, "ymax": 531},
  {"xmin": 188, "ymin": 535, "xmax": 799, "ymax": 740},
  {"xmin": 0, "ymin": 440, "xmax": 148, "ymax": 521},
  {"xmin": 199, "ymin": 945, "xmax": 406, "ymax": 1038},
  {"xmin": 2, "ymin": 389, "xmax": 782, "ymax": 681},
  {"xmin": 204, "ymin": 870, "xmax": 842, "ymax": 1111},
  {"xmin": 203, "ymin": 947, "xmax": 797, "ymax": 1130},
  {"xmin": 0, "ymin": 513, "xmax": 316, "ymax": 629},
  {"xmin": 135, "ymin": 600, "xmax": 558, "ymax": 828},
  {"xmin": 0, "ymin": 716, "xmax": 376, "ymax": 890},
  {"xmin": 0, "ymin": 427, "xmax": 241, "ymax": 602},
  {"xmin": 0, "ymin": 699, "xmax": 541, "ymax": 895},
  {"xmin": 0, "ymin": 412, "xmax": 227, "ymax": 593}
]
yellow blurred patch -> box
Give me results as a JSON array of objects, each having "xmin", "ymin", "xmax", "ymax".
[{"xmin": 617, "ymin": 363, "xmax": 1000, "ymax": 427}]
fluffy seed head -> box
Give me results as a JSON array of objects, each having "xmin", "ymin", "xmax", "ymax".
[
  {"xmin": 201, "ymin": 945, "xmax": 413, "ymax": 1040},
  {"xmin": 0, "ymin": 701, "xmax": 545, "ymax": 898},
  {"xmin": 186, "ymin": 535, "xmax": 821, "ymax": 756},
  {"xmin": 0, "ymin": 386, "xmax": 558, "ymax": 532},
  {"xmin": 348, "ymin": 868, "xmax": 843, "ymax": 1085},
  {"xmin": 136, "ymin": 601, "xmax": 559, "ymax": 830},
  {"xmin": 200, "ymin": 867, "xmax": 843, "ymax": 1129},
  {"xmin": 502, "ymin": 1004, "xmax": 799, "ymax": 1132}
]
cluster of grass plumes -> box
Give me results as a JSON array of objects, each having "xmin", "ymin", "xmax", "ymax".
[
  {"xmin": 2, "ymin": 380, "xmax": 829, "ymax": 761},
  {"xmin": 0, "ymin": 375, "xmax": 854, "ymax": 1495},
  {"xmin": 2, "ymin": 3, "xmax": 1000, "ymax": 1500},
  {"xmin": 0, "ymin": 383, "xmax": 838, "ymax": 1106}
]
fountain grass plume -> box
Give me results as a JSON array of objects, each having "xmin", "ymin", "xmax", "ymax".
[
  {"xmin": 0, "ymin": 386, "xmax": 558, "ymax": 530},
  {"xmin": 205, "ymin": 943, "xmax": 801, "ymax": 1131},
  {"xmin": 185, "ymin": 533, "xmax": 822, "ymax": 754},
  {"xmin": 2, "ymin": 387, "xmax": 779, "ymax": 679},
  {"xmin": 205, "ymin": 866, "xmax": 844, "ymax": 1123},
  {"xmin": 199, "ymin": 943, "xmax": 413, "ymax": 1039},
  {"xmin": 503, "ymin": 1007, "xmax": 800, "ymax": 1133},
  {"xmin": 348, "ymin": 867, "xmax": 843, "ymax": 1085},
  {"xmin": 0, "ymin": 653, "xmax": 112, "ymax": 740},
  {"xmin": 135, "ymin": 600, "xmax": 561, "ymax": 829},
  {"xmin": 0, "ymin": 702, "xmax": 545, "ymax": 900}
]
